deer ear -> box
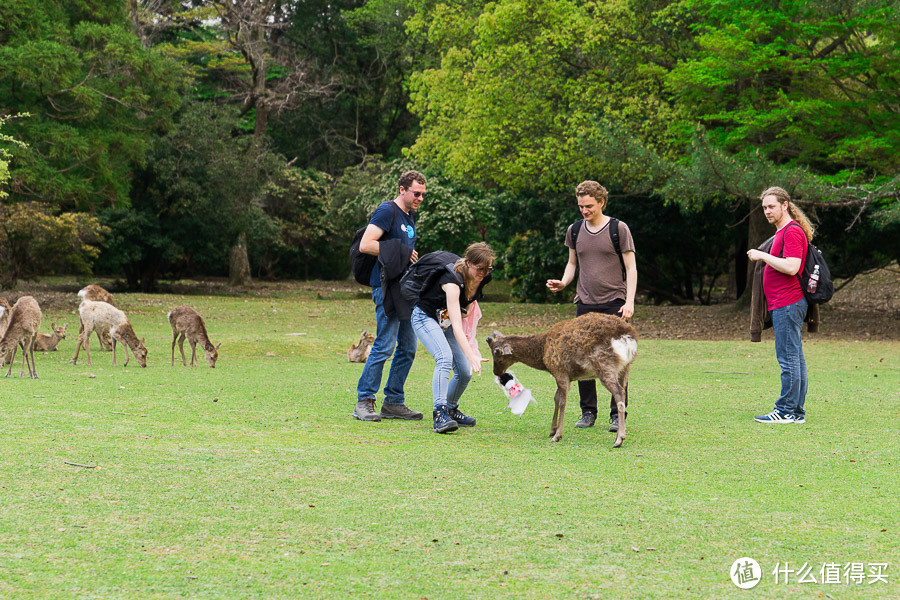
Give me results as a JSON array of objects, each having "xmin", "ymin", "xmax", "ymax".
[
  {"xmin": 52, "ymin": 322, "xmax": 56, "ymax": 328},
  {"xmin": 216, "ymin": 343, "xmax": 222, "ymax": 350},
  {"xmin": 140, "ymin": 337, "xmax": 145, "ymax": 344},
  {"xmin": 491, "ymin": 329, "xmax": 502, "ymax": 338},
  {"xmin": 485, "ymin": 336, "xmax": 493, "ymax": 345}
]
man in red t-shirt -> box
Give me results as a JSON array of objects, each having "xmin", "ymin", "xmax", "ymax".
[{"xmin": 747, "ymin": 187, "xmax": 812, "ymax": 424}]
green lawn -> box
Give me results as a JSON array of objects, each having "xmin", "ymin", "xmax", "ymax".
[{"xmin": 0, "ymin": 286, "xmax": 897, "ymax": 599}]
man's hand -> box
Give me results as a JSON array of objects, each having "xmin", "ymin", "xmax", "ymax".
[
  {"xmin": 618, "ymin": 301, "xmax": 634, "ymax": 320},
  {"xmin": 747, "ymin": 249, "xmax": 765, "ymax": 262},
  {"xmin": 546, "ymin": 279, "xmax": 566, "ymax": 293},
  {"xmin": 410, "ymin": 250, "xmax": 419, "ymax": 263}
]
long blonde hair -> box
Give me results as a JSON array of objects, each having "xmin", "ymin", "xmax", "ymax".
[
  {"xmin": 454, "ymin": 242, "xmax": 495, "ymax": 299},
  {"xmin": 760, "ymin": 186, "xmax": 815, "ymax": 241}
]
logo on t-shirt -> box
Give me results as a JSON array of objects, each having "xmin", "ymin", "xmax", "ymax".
[{"xmin": 401, "ymin": 224, "xmax": 415, "ymax": 239}]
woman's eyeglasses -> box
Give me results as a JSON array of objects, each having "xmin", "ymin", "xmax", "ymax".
[{"xmin": 470, "ymin": 263, "xmax": 493, "ymax": 274}]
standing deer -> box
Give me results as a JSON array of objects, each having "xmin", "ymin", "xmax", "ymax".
[
  {"xmin": 348, "ymin": 330, "xmax": 375, "ymax": 362},
  {"xmin": 77, "ymin": 285, "xmax": 114, "ymax": 350},
  {"xmin": 0, "ymin": 296, "xmax": 42, "ymax": 378},
  {"xmin": 34, "ymin": 323, "xmax": 67, "ymax": 352},
  {"xmin": 168, "ymin": 305, "xmax": 220, "ymax": 368},
  {"xmin": 73, "ymin": 300, "xmax": 148, "ymax": 367},
  {"xmin": 486, "ymin": 313, "xmax": 637, "ymax": 448}
]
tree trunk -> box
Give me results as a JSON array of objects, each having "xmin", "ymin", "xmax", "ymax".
[{"xmin": 229, "ymin": 232, "xmax": 252, "ymax": 286}]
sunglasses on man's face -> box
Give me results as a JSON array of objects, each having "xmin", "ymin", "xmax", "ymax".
[{"xmin": 409, "ymin": 190, "xmax": 427, "ymax": 198}]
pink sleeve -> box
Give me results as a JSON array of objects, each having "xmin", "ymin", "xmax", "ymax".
[{"xmin": 461, "ymin": 301, "xmax": 483, "ymax": 360}]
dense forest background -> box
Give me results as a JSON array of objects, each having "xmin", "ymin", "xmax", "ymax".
[{"xmin": 1, "ymin": 0, "xmax": 897, "ymax": 303}]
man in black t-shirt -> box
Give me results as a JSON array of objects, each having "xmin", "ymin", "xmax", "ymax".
[{"xmin": 353, "ymin": 171, "xmax": 427, "ymax": 422}]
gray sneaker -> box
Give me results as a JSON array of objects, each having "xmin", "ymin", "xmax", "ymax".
[
  {"xmin": 380, "ymin": 403, "xmax": 423, "ymax": 420},
  {"xmin": 609, "ymin": 416, "xmax": 619, "ymax": 432},
  {"xmin": 575, "ymin": 412, "xmax": 596, "ymax": 428},
  {"xmin": 353, "ymin": 398, "xmax": 382, "ymax": 422}
]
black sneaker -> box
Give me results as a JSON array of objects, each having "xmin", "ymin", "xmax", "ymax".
[
  {"xmin": 608, "ymin": 416, "xmax": 619, "ymax": 432},
  {"xmin": 447, "ymin": 407, "xmax": 476, "ymax": 427},
  {"xmin": 432, "ymin": 406, "xmax": 459, "ymax": 434},
  {"xmin": 380, "ymin": 403, "xmax": 423, "ymax": 420},
  {"xmin": 575, "ymin": 412, "xmax": 596, "ymax": 428}
]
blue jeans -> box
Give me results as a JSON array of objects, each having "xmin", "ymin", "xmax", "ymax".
[
  {"xmin": 771, "ymin": 297, "xmax": 808, "ymax": 417},
  {"xmin": 356, "ymin": 286, "xmax": 417, "ymax": 405},
  {"xmin": 411, "ymin": 306, "xmax": 471, "ymax": 410}
]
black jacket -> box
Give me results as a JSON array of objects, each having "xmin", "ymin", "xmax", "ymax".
[{"xmin": 379, "ymin": 239, "xmax": 414, "ymax": 320}]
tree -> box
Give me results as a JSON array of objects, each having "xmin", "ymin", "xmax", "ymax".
[
  {"xmin": 406, "ymin": 0, "xmax": 899, "ymax": 300},
  {"xmin": 0, "ymin": 202, "xmax": 106, "ymax": 289},
  {"xmin": 663, "ymin": 0, "xmax": 900, "ymax": 294},
  {"xmin": 158, "ymin": 0, "xmax": 333, "ymax": 284},
  {"xmin": 97, "ymin": 101, "xmax": 279, "ymax": 290},
  {"xmin": 0, "ymin": 0, "xmax": 183, "ymax": 211}
]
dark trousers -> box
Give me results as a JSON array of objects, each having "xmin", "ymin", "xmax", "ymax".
[{"xmin": 576, "ymin": 300, "xmax": 628, "ymax": 419}]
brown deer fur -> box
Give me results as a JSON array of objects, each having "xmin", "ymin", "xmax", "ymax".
[
  {"xmin": 168, "ymin": 305, "xmax": 220, "ymax": 368},
  {"xmin": 0, "ymin": 296, "xmax": 42, "ymax": 378},
  {"xmin": 348, "ymin": 330, "xmax": 375, "ymax": 362},
  {"xmin": 77, "ymin": 285, "xmax": 114, "ymax": 350},
  {"xmin": 0, "ymin": 296, "xmax": 11, "ymax": 338},
  {"xmin": 486, "ymin": 313, "xmax": 637, "ymax": 448},
  {"xmin": 34, "ymin": 322, "xmax": 67, "ymax": 352},
  {"xmin": 73, "ymin": 300, "xmax": 148, "ymax": 367}
]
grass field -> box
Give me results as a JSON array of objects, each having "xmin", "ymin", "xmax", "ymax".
[{"xmin": 0, "ymin": 283, "xmax": 897, "ymax": 599}]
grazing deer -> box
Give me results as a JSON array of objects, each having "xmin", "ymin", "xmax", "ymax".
[
  {"xmin": 348, "ymin": 330, "xmax": 375, "ymax": 363},
  {"xmin": 34, "ymin": 322, "xmax": 67, "ymax": 352},
  {"xmin": 486, "ymin": 313, "xmax": 637, "ymax": 448},
  {"xmin": 0, "ymin": 296, "xmax": 11, "ymax": 338},
  {"xmin": 0, "ymin": 296, "xmax": 42, "ymax": 378},
  {"xmin": 77, "ymin": 285, "xmax": 114, "ymax": 350},
  {"xmin": 73, "ymin": 300, "xmax": 148, "ymax": 367},
  {"xmin": 168, "ymin": 305, "xmax": 220, "ymax": 368}
]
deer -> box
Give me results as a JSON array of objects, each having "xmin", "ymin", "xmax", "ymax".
[
  {"xmin": 348, "ymin": 330, "xmax": 375, "ymax": 362},
  {"xmin": 168, "ymin": 305, "xmax": 220, "ymax": 368},
  {"xmin": 486, "ymin": 312, "xmax": 637, "ymax": 448},
  {"xmin": 0, "ymin": 296, "xmax": 42, "ymax": 378},
  {"xmin": 73, "ymin": 299, "xmax": 148, "ymax": 367},
  {"xmin": 34, "ymin": 323, "xmax": 67, "ymax": 352},
  {"xmin": 0, "ymin": 296, "xmax": 11, "ymax": 338},
  {"xmin": 77, "ymin": 285, "xmax": 114, "ymax": 351}
]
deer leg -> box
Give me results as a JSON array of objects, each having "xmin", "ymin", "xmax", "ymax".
[
  {"xmin": 122, "ymin": 337, "xmax": 131, "ymax": 368},
  {"xmin": 551, "ymin": 378, "xmax": 570, "ymax": 442},
  {"xmin": 598, "ymin": 367, "xmax": 627, "ymax": 449},
  {"xmin": 189, "ymin": 340, "xmax": 197, "ymax": 368},
  {"xmin": 5, "ymin": 345, "xmax": 18, "ymax": 377},
  {"xmin": 19, "ymin": 341, "xmax": 28, "ymax": 378},
  {"xmin": 110, "ymin": 334, "xmax": 117, "ymax": 366},
  {"xmin": 83, "ymin": 327, "xmax": 94, "ymax": 366},
  {"xmin": 171, "ymin": 330, "xmax": 177, "ymax": 366},
  {"xmin": 28, "ymin": 335, "xmax": 38, "ymax": 379},
  {"xmin": 72, "ymin": 331, "xmax": 84, "ymax": 365},
  {"xmin": 550, "ymin": 398, "xmax": 560, "ymax": 438},
  {"xmin": 178, "ymin": 334, "xmax": 187, "ymax": 366}
]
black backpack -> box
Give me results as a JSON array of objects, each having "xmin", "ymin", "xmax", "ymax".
[
  {"xmin": 349, "ymin": 202, "xmax": 404, "ymax": 286},
  {"xmin": 779, "ymin": 222, "xmax": 834, "ymax": 304},
  {"xmin": 399, "ymin": 251, "xmax": 460, "ymax": 307},
  {"xmin": 570, "ymin": 217, "xmax": 626, "ymax": 281}
]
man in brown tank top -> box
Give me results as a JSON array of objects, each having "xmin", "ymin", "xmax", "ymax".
[{"xmin": 546, "ymin": 181, "xmax": 638, "ymax": 432}]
